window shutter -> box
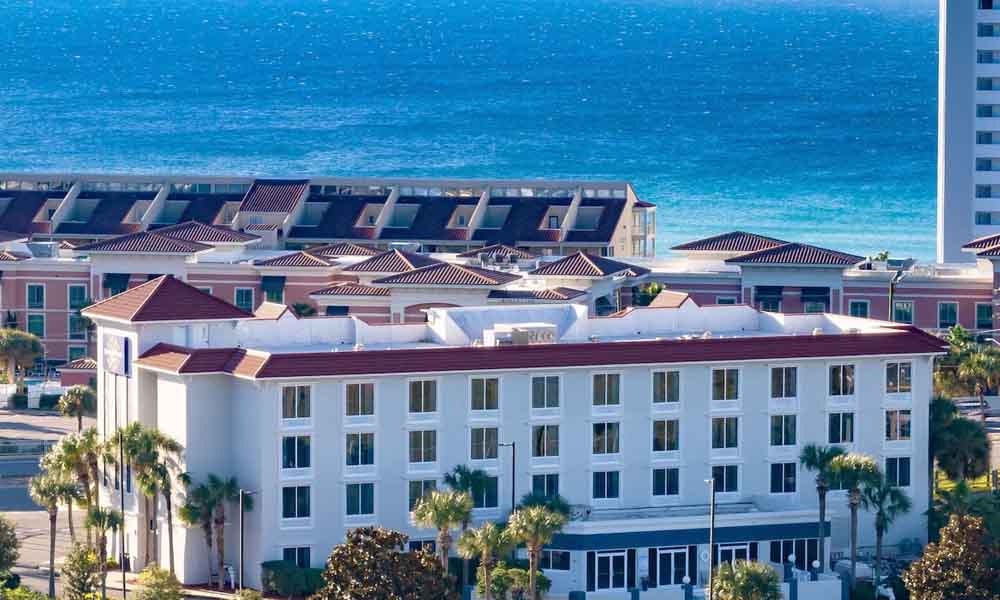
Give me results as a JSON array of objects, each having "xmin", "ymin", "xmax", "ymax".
[
  {"xmin": 627, "ymin": 549, "xmax": 636, "ymax": 590},
  {"xmin": 586, "ymin": 551, "xmax": 595, "ymax": 592},
  {"xmin": 688, "ymin": 545, "xmax": 697, "ymax": 582},
  {"xmin": 749, "ymin": 542, "xmax": 758, "ymax": 562},
  {"xmin": 648, "ymin": 548, "xmax": 658, "ymax": 588}
]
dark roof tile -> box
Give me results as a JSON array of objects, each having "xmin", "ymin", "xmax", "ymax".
[
  {"xmin": 672, "ymin": 231, "xmax": 787, "ymax": 253},
  {"xmin": 239, "ymin": 179, "xmax": 309, "ymax": 213},
  {"xmin": 82, "ymin": 275, "xmax": 252, "ymax": 322}
]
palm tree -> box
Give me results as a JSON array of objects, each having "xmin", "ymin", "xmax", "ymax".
[
  {"xmin": 413, "ymin": 489, "xmax": 474, "ymax": 571},
  {"xmin": 928, "ymin": 396, "xmax": 958, "ymax": 498},
  {"xmin": 85, "ymin": 506, "xmax": 123, "ymax": 599},
  {"xmin": 798, "ymin": 443, "xmax": 845, "ymax": 573},
  {"xmin": 56, "ymin": 429, "xmax": 104, "ymax": 544},
  {"xmin": 957, "ymin": 346, "xmax": 1000, "ymax": 419},
  {"xmin": 711, "ymin": 560, "xmax": 782, "ymax": 600},
  {"xmin": 178, "ymin": 477, "xmax": 216, "ymax": 587},
  {"xmin": 30, "ymin": 472, "xmax": 76, "ymax": 598},
  {"xmin": 829, "ymin": 453, "xmax": 879, "ymax": 586},
  {"xmin": 0, "ymin": 328, "xmax": 43, "ymax": 390},
  {"xmin": 517, "ymin": 491, "xmax": 572, "ymax": 517},
  {"xmin": 58, "ymin": 385, "xmax": 96, "ymax": 433},
  {"xmin": 40, "ymin": 442, "xmax": 83, "ymax": 543},
  {"xmin": 506, "ymin": 505, "xmax": 568, "ymax": 600},
  {"xmin": 457, "ymin": 522, "xmax": 513, "ymax": 600},
  {"xmin": 935, "ymin": 417, "xmax": 990, "ymax": 481},
  {"xmin": 290, "ymin": 302, "xmax": 316, "ymax": 317},
  {"xmin": 151, "ymin": 461, "xmax": 180, "ymax": 576},
  {"xmin": 205, "ymin": 474, "xmax": 250, "ymax": 590},
  {"xmin": 861, "ymin": 474, "xmax": 912, "ymax": 591},
  {"xmin": 444, "ymin": 465, "xmax": 492, "ymax": 584}
]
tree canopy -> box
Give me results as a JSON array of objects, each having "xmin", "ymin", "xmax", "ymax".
[{"xmin": 902, "ymin": 514, "xmax": 1000, "ymax": 600}]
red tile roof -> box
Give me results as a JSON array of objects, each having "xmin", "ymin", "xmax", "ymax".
[
  {"xmin": 308, "ymin": 242, "xmax": 379, "ymax": 257},
  {"xmin": 488, "ymin": 287, "xmax": 586, "ymax": 301},
  {"xmin": 59, "ymin": 357, "xmax": 97, "ymax": 371},
  {"xmin": 254, "ymin": 251, "xmax": 337, "ymax": 268},
  {"xmin": 154, "ymin": 221, "xmax": 259, "ymax": 244},
  {"xmin": 529, "ymin": 252, "xmax": 650, "ymax": 278},
  {"xmin": 725, "ymin": 243, "xmax": 863, "ymax": 267},
  {"xmin": 341, "ymin": 249, "xmax": 441, "ymax": 274},
  {"xmin": 239, "ymin": 180, "xmax": 309, "ymax": 213},
  {"xmin": 976, "ymin": 246, "xmax": 1000, "ymax": 257},
  {"xmin": 671, "ymin": 231, "xmax": 787, "ymax": 253},
  {"xmin": 309, "ymin": 283, "xmax": 390, "ymax": 297},
  {"xmin": 137, "ymin": 325, "xmax": 943, "ymax": 379},
  {"xmin": 82, "ymin": 275, "xmax": 253, "ymax": 323},
  {"xmin": 457, "ymin": 244, "xmax": 536, "ymax": 259},
  {"xmin": 244, "ymin": 223, "xmax": 278, "ymax": 231},
  {"xmin": 76, "ymin": 230, "xmax": 212, "ymax": 254},
  {"xmin": 649, "ymin": 290, "xmax": 695, "ymax": 308},
  {"xmin": 373, "ymin": 262, "xmax": 521, "ymax": 286},
  {"xmin": 253, "ymin": 302, "xmax": 295, "ymax": 320},
  {"xmin": 963, "ymin": 232, "xmax": 1000, "ymax": 251}
]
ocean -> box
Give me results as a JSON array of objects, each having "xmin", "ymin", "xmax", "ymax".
[{"xmin": 0, "ymin": 0, "xmax": 939, "ymax": 258}]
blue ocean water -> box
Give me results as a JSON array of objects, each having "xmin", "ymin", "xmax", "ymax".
[{"xmin": 0, "ymin": 0, "xmax": 939, "ymax": 258}]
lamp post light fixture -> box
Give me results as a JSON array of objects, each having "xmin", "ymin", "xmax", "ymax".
[
  {"xmin": 239, "ymin": 489, "xmax": 259, "ymax": 590},
  {"xmin": 499, "ymin": 441, "xmax": 516, "ymax": 511}
]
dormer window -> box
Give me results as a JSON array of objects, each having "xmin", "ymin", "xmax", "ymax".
[
  {"xmin": 548, "ymin": 215, "xmax": 559, "ymax": 229},
  {"xmin": 368, "ymin": 215, "xmax": 376, "ymax": 225},
  {"xmin": 459, "ymin": 215, "xmax": 467, "ymax": 226},
  {"xmin": 481, "ymin": 206, "xmax": 510, "ymax": 229}
]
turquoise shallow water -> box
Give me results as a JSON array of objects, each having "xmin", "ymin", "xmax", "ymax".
[{"xmin": 0, "ymin": 0, "xmax": 939, "ymax": 258}]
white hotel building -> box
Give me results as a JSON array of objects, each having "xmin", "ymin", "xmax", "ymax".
[{"xmin": 84, "ymin": 276, "xmax": 943, "ymax": 596}]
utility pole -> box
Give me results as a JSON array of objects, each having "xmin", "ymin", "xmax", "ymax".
[
  {"xmin": 500, "ymin": 441, "xmax": 516, "ymax": 510},
  {"xmin": 706, "ymin": 477, "xmax": 716, "ymax": 600}
]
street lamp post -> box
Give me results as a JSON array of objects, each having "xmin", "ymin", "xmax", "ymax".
[
  {"xmin": 705, "ymin": 477, "xmax": 716, "ymax": 600},
  {"xmin": 239, "ymin": 489, "xmax": 258, "ymax": 590},
  {"xmin": 499, "ymin": 441, "xmax": 516, "ymax": 510}
]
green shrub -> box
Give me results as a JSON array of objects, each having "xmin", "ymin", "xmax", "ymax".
[
  {"xmin": 234, "ymin": 590, "xmax": 263, "ymax": 600},
  {"xmin": 852, "ymin": 582, "xmax": 876, "ymax": 600},
  {"xmin": 38, "ymin": 394, "xmax": 60, "ymax": 410},
  {"xmin": 134, "ymin": 566, "xmax": 182, "ymax": 600},
  {"xmin": 0, "ymin": 572, "xmax": 20, "ymax": 589},
  {"xmin": 1, "ymin": 587, "xmax": 48, "ymax": 600},
  {"xmin": 261, "ymin": 560, "xmax": 321, "ymax": 597},
  {"xmin": 9, "ymin": 394, "xmax": 26, "ymax": 410}
]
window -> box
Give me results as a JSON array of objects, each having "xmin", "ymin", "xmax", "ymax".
[
  {"xmin": 892, "ymin": 300, "xmax": 913, "ymax": 324},
  {"xmin": 770, "ymin": 415, "xmax": 796, "ymax": 446},
  {"xmin": 716, "ymin": 297, "xmax": 737, "ymax": 305},
  {"xmin": 770, "ymin": 367, "xmax": 797, "ymax": 399},
  {"xmin": 769, "ymin": 539, "xmax": 818, "ymax": 571},
  {"xmin": 712, "ymin": 368, "xmax": 739, "ymax": 401},
  {"xmin": 68, "ymin": 347, "xmax": 86, "ymax": 362},
  {"xmin": 885, "ymin": 410, "xmax": 912, "ymax": 441},
  {"xmin": 653, "ymin": 371, "xmax": 679, "ymax": 404},
  {"xmin": 653, "ymin": 468, "xmax": 680, "ymax": 497},
  {"xmin": 593, "ymin": 422, "xmax": 621, "ymax": 454},
  {"xmin": 977, "ymin": 211, "xmax": 994, "ymax": 225},
  {"xmin": 197, "ymin": 288, "xmax": 212, "ymax": 295},
  {"xmin": 712, "ymin": 465, "xmax": 738, "ymax": 493},
  {"xmin": 592, "ymin": 471, "xmax": 621, "ymax": 499},
  {"xmin": 68, "ymin": 285, "xmax": 88, "ymax": 310},
  {"xmin": 548, "ymin": 215, "xmax": 559, "ymax": 229},
  {"xmin": 69, "ymin": 315, "xmax": 88, "ymax": 340},
  {"xmin": 282, "ymin": 435, "xmax": 311, "ymax": 469},
  {"xmin": 346, "ymin": 483, "xmax": 375, "ymax": 516},
  {"xmin": 346, "ymin": 383, "xmax": 374, "ymax": 416},
  {"xmin": 27, "ymin": 284, "xmax": 44, "ymax": 309},
  {"xmin": 532, "ymin": 473, "xmax": 559, "ymax": 498},
  {"xmin": 27, "ymin": 315, "xmax": 44, "ymax": 338},
  {"xmin": 471, "ymin": 377, "xmax": 499, "ymax": 411},
  {"xmin": 408, "ymin": 540, "xmax": 436, "ymax": 553},
  {"xmin": 938, "ymin": 303, "xmax": 958, "ymax": 329},
  {"xmin": 281, "ymin": 486, "xmax": 310, "ymax": 519},
  {"xmin": 409, "ymin": 380, "xmax": 437, "ymax": 413},
  {"xmin": 265, "ymin": 287, "xmax": 284, "ymax": 304},
  {"xmin": 770, "ymin": 463, "xmax": 796, "ymax": 494},
  {"xmin": 408, "ymin": 480, "xmax": 436, "ymax": 511},
  {"xmin": 886, "ymin": 362, "xmax": 912, "ymax": 394},
  {"xmin": 829, "ymin": 412, "xmax": 855, "ymax": 444},
  {"xmin": 656, "ymin": 547, "xmax": 690, "ymax": 586},
  {"xmin": 758, "ymin": 297, "xmax": 781, "ymax": 312},
  {"xmin": 977, "ymin": 303, "xmax": 994, "ymax": 330},
  {"xmin": 281, "ymin": 386, "xmax": 311, "ymax": 419},
  {"xmin": 532, "ymin": 425, "xmax": 559, "ymax": 457},
  {"xmin": 531, "ymin": 376, "xmax": 559, "ymax": 409},
  {"xmin": 540, "ymin": 550, "xmax": 570, "ymax": 571},
  {"xmin": 346, "ymin": 432, "xmax": 375, "ymax": 466},
  {"xmin": 325, "ymin": 306, "xmax": 349, "ymax": 317},
  {"xmin": 652, "ymin": 420, "xmax": 679, "ymax": 452},
  {"xmin": 409, "ymin": 430, "xmax": 437, "ymax": 463},
  {"xmin": 282, "ymin": 547, "xmax": 311, "ymax": 569},
  {"xmin": 711, "ymin": 417, "xmax": 738, "ymax": 449},
  {"xmin": 848, "ymin": 300, "xmax": 869, "ymax": 318},
  {"xmin": 979, "ymin": 104, "xmax": 997, "ymax": 117},
  {"xmin": 595, "ymin": 551, "xmax": 627, "ymax": 591},
  {"xmin": 829, "ymin": 364, "xmax": 855, "ymax": 396},
  {"xmin": 470, "ymin": 427, "xmax": 498, "ymax": 460},
  {"xmin": 980, "ymin": 131, "xmax": 996, "ymax": 144},
  {"xmin": 473, "ymin": 476, "xmax": 499, "ymax": 508},
  {"xmin": 886, "ymin": 457, "xmax": 911, "ymax": 487},
  {"xmin": 593, "ymin": 373, "xmax": 620, "ymax": 405},
  {"xmin": 235, "ymin": 288, "xmax": 254, "ymax": 312}
]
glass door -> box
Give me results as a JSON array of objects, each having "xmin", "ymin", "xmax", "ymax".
[
  {"xmin": 657, "ymin": 547, "xmax": 688, "ymax": 586},
  {"xmin": 718, "ymin": 543, "xmax": 750, "ymax": 565},
  {"xmin": 596, "ymin": 552, "xmax": 627, "ymax": 591}
]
